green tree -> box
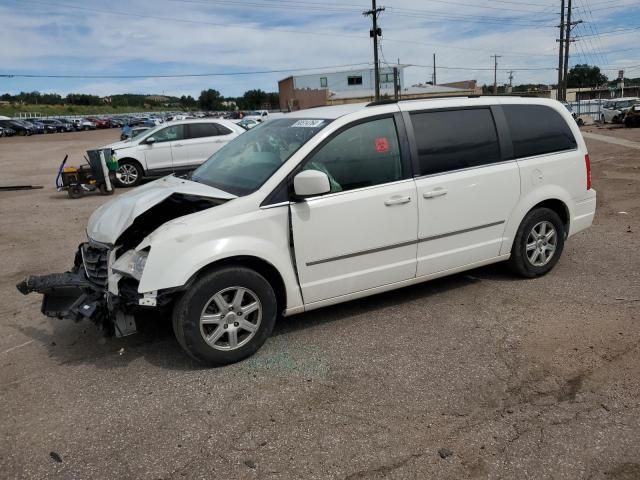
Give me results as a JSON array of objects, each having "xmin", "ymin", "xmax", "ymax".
[
  {"xmin": 180, "ymin": 95, "xmax": 197, "ymax": 109},
  {"xmin": 566, "ymin": 64, "xmax": 608, "ymax": 88},
  {"xmin": 198, "ymin": 89, "xmax": 223, "ymax": 110},
  {"xmin": 241, "ymin": 89, "xmax": 267, "ymax": 110}
]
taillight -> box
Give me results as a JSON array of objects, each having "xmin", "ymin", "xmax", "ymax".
[{"xmin": 585, "ymin": 154, "xmax": 592, "ymax": 190}]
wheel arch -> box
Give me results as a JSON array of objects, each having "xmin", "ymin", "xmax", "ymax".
[
  {"xmin": 501, "ymin": 191, "xmax": 572, "ymax": 256},
  {"xmin": 117, "ymin": 156, "xmax": 145, "ymax": 173},
  {"xmin": 528, "ymin": 198, "xmax": 570, "ymax": 236},
  {"xmin": 181, "ymin": 255, "xmax": 288, "ymax": 317}
]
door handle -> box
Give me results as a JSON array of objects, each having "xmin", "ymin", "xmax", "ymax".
[
  {"xmin": 173, "ymin": 143, "xmax": 183, "ymax": 147},
  {"xmin": 384, "ymin": 196, "xmax": 412, "ymax": 206},
  {"xmin": 423, "ymin": 188, "xmax": 448, "ymax": 199}
]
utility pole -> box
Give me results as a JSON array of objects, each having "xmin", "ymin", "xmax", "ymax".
[
  {"xmin": 562, "ymin": 0, "xmax": 583, "ymax": 101},
  {"xmin": 433, "ymin": 53, "xmax": 437, "ymax": 85},
  {"xmin": 557, "ymin": 0, "xmax": 565, "ymax": 100},
  {"xmin": 363, "ymin": 1, "xmax": 385, "ymax": 102},
  {"xmin": 562, "ymin": 0, "xmax": 572, "ymax": 101},
  {"xmin": 508, "ymin": 70, "xmax": 514, "ymax": 93},
  {"xmin": 393, "ymin": 67, "xmax": 399, "ymax": 100},
  {"xmin": 491, "ymin": 54, "xmax": 502, "ymax": 95}
]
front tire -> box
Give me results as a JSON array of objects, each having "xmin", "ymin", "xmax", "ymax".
[
  {"xmin": 114, "ymin": 160, "xmax": 143, "ymax": 187},
  {"xmin": 508, "ymin": 208, "xmax": 565, "ymax": 278},
  {"xmin": 172, "ymin": 267, "xmax": 277, "ymax": 366}
]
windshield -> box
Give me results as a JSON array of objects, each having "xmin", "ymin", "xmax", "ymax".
[{"xmin": 192, "ymin": 117, "xmax": 329, "ymax": 196}]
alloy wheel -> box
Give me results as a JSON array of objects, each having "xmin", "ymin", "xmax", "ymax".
[
  {"xmin": 199, "ymin": 287, "xmax": 262, "ymax": 351},
  {"xmin": 526, "ymin": 221, "xmax": 557, "ymax": 267},
  {"xmin": 116, "ymin": 164, "xmax": 139, "ymax": 185}
]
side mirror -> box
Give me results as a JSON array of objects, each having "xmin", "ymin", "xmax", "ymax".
[
  {"xmin": 145, "ymin": 136, "xmax": 156, "ymax": 144},
  {"xmin": 293, "ymin": 170, "xmax": 330, "ymax": 198}
]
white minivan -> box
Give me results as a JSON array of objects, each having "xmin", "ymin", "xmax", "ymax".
[
  {"xmin": 107, "ymin": 119, "xmax": 245, "ymax": 187},
  {"xmin": 18, "ymin": 97, "xmax": 596, "ymax": 366}
]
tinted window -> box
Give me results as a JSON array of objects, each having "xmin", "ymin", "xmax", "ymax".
[
  {"xmin": 503, "ymin": 105, "xmax": 576, "ymax": 158},
  {"xmin": 187, "ymin": 123, "xmax": 222, "ymax": 139},
  {"xmin": 303, "ymin": 117, "xmax": 402, "ymax": 193},
  {"xmin": 348, "ymin": 76, "xmax": 363, "ymax": 86},
  {"xmin": 215, "ymin": 124, "xmax": 233, "ymax": 135},
  {"xmin": 411, "ymin": 108, "xmax": 501, "ymax": 176}
]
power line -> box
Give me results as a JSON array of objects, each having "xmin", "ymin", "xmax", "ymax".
[{"xmin": 0, "ymin": 62, "xmax": 373, "ymax": 79}]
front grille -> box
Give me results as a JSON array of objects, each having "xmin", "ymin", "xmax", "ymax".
[{"xmin": 81, "ymin": 243, "xmax": 109, "ymax": 287}]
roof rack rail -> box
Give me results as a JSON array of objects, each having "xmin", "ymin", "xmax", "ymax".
[{"xmin": 365, "ymin": 93, "xmax": 543, "ymax": 107}]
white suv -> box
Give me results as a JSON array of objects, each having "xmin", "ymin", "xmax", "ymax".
[
  {"xmin": 18, "ymin": 97, "xmax": 596, "ymax": 366},
  {"xmin": 106, "ymin": 119, "xmax": 245, "ymax": 187}
]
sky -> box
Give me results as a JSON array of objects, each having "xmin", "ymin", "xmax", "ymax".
[{"xmin": 0, "ymin": 0, "xmax": 639, "ymax": 98}]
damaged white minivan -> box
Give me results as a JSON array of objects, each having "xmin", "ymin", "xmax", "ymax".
[{"xmin": 18, "ymin": 97, "xmax": 597, "ymax": 365}]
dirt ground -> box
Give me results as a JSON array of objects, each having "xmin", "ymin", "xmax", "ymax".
[{"xmin": 1, "ymin": 127, "xmax": 639, "ymax": 479}]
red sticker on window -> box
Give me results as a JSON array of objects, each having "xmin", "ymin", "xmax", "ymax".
[{"xmin": 375, "ymin": 137, "xmax": 389, "ymax": 153}]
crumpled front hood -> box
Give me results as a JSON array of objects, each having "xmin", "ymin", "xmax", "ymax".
[{"xmin": 87, "ymin": 176, "xmax": 236, "ymax": 244}]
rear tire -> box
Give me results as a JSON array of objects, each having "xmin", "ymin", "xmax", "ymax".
[
  {"xmin": 172, "ymin": 266, "xmax": 277, "ymax": 366},
  {"xmin": 508, "ymin": 208, "xmax": 565, "ymax": 278}
]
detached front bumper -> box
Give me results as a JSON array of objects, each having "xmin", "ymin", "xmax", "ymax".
[
  {"xmin": 17, "ymin": 271, "xmax": 104, "ymax": 321},
  {"xmin": 16, "ymin": 243, "xmax": 138, "ymax": 337}
]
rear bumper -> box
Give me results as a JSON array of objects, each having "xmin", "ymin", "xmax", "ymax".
[{"xmin": 570, "ymin": 189, "xmax": 597, "ymax": 236}]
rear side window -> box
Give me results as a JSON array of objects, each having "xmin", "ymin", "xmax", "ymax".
[
  {"xmin": 411, "ymin": 108, "xmax": 501, "ymax": 176},
  {"xmin": 187, "ymin": 123, "xmax": 223, "ymax": 139},
  {"xmin": 503, "ymin": 105, "xmax": 576, "ymax": 159}
]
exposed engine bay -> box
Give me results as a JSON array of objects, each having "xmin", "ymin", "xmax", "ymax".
[{"xmin": 17, "ymin": 191, "xmax": 229, "ymax": 337}]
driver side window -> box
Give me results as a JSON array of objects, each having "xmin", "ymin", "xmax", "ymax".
[
  {"xmin": 303, "ymin": 117, "xmax": 402, "ymax": 193},
  {"xmin": 151, "ymin": 125, "xmax": 184, "ymax": 143}
]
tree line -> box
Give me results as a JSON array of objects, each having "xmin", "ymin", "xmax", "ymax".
[{"xmin": 1, "ymin": 89, "xmax": 280, "ymax": 111}]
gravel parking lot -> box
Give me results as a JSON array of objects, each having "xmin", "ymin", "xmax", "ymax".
[{"xmin": 1, "ymin": 127, "xmax": 639, "ymax": 479}]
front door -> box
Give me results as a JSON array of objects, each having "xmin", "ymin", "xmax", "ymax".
[
  {"xmin": 291, "ymin": 116, "xmax": 418, "ymax": 305},
  {"xmin": 143, "ymin": 124, "xmax": 184, "ymax": 173}
]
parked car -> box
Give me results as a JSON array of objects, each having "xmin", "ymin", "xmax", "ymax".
[
  {"xmin": 237, "ymin": 118, "xmax": 260, "ymax": 130},
  {"xmin": 601, "ymin": 97, "xmax": 639, "ymax": 123},
  {"xmin": 18, "ymin": 97, "xmax": 597, "ymax": 366},
  {"xmin": 0, "ymin": 119, "xmax": 33, "ymax": 136},
  {"xmin": 623, "ymin": 103, "xmax": 640, "ymax": 128},
  {"xmin": 120, "ymin": 125, "xmax": 150, "ymax": 141},
  {"xmin": 1, "ymin": 125, "xmax": 15, "ymax": 136},
  {"xmin": 243, "ymin": 110, "xmax": 269, "ymax": 122},
  {"xmin": 87, "ymin": 117, "xmax": 110, "ymax": 129},
  {"xmin": 22, "ymin": 118, "xmax": 48, "ymax": 134},
  {"xmin": 57, "ymin": 118, "xmax": 79, "ymax": 131},
  {"xmin": 104, "ymin": 119, "xmax": 245, "ymax": 187},
  {"xmin": 73, "ymin": 119, "xmax": 97, "ymax": 131},
  {"xmin": 39, "ymin": 119, "xmax": 70, "ymax": 133},
  {"xmin": 560, "ymin": 101, "xmax": 584, "ymax": 126}
]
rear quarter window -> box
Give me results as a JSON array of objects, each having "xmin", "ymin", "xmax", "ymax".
[{"xmin": 503, "ymin": 105, "xmax": 577, "ymax": 159}]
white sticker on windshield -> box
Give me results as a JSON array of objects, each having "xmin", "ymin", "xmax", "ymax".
[{"xmin": 291, "ymin": 119, "xmax": 325, "ymax": 128}]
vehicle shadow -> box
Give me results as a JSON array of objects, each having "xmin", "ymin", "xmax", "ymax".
[{"xmin": 12, "ymin": 263, "xmax": 515, "ymax": 371}]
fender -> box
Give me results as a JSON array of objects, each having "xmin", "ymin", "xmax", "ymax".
[
  {"xmin": 500, "ymin": 184, "xmax": 573, "ymax": 256},
  {"xmin": 136, "ymin": 208, "xmax": 304, "ymax": 313}
]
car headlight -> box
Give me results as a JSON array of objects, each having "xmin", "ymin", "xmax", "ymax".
[{"xmin": 112, "ymin": 250, "xmax": 148, "ymax": 280}]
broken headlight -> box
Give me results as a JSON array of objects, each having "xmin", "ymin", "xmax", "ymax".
[{"xmin": 112, "ymin": 250, "xmax": 148, "ymax": 281}]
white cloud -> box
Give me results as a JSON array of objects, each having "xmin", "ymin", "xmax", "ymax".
[{"xmin": 0, "ymin": 0, "xmax": 638, "ymax": 96}]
